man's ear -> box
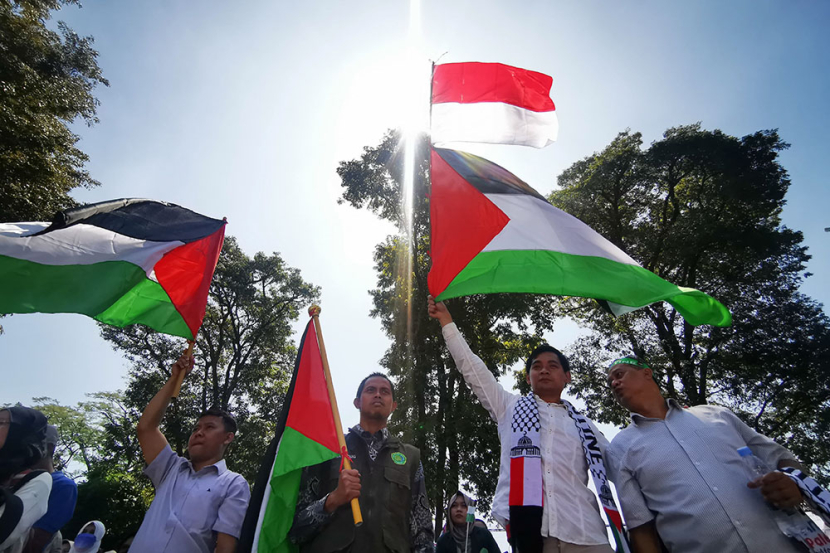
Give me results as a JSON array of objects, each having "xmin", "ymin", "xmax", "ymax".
[
  {"xmin": 224, "ymin": 432, "xmax": 235, "ymax": 446},
  {"xmin": 390, "ymin": 400, "xmax": 398, "ymax": 414},
  {"xmin": 644, "ymin": 367, "xmax": 654, "ymax": 380},
  {"xmin": 525, "ymin": 371, "xmax": 531, "ymax": 385},
  {"xmin": 353, "ymin": 397, "xmax": 360, "ymax": 410},
  {"xmin": 565, "ymin": 371, "xmax": 572, "ymax": 384}
]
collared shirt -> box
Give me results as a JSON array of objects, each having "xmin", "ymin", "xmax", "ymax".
[
  {"xmin": 442, "ymin": 323, "xmax": 609, "ymax": 546},
  {"xmin": 290, "ymin": 425, "xmax": 435, "ymax": 552},
  {"xmin": 606, "ymin": 399, "xmax": 801, "ymax": 553},
  {"xmin": 129, "ymin": 445, "xmax": 251, "ymax": 553}
]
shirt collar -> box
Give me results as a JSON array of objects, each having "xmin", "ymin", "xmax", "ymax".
[
  {"xmin": 181, "ymin": 457, "xmax": 227, "ymax": 475},
  {"xmin": 352, "ymin": 424, "xmax": 389, "ymax": 442},
  {"xmin": 533, "ymin": 393, "xmax": 564, "ymax": 406},
  {"xmin": 630, "ymin": 398, "xmax": 682, "ymax": 425}
]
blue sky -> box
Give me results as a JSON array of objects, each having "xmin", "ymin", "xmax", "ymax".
[{"xmin": 2, "ymin": 0, "xmax": 828, "ymax": 439}]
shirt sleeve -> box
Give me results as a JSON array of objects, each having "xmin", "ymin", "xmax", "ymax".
[
  {"xmin": 142, "ymin": 444, "xmax": 180, "ymax": 488},
  {"xmin": 442, "ymin": 323, "xmax": 513, "ymax": 421},
  {"xmin": 289, "ymin": 464, "xmax": 334, "ymax": 544},
  {"xmin": 0, "ymin": 472, "xmax": 53, "ymax": 550},
  {"xmin": 211, "ymin": 474, "xmax": 251, "ymax": 538},
  {"xmin": 720, "ymin": 408, "xmax": 797, "ymax": 469},
  {"xmin": 606, "ymin": 442, "xmax": 654, "ymax": 529},
  {"xmin": 410, "ymin": 461, "xmax": 434, "ymax": 553},
  {"xmin": 32, "ymin": 473, "xmax": 78, "ymax": 533}
]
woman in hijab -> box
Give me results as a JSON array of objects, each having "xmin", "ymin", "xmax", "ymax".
[
  {"xmin": 0, "ymin": 406, "xmax": 52, "ymax": 553},
  {"xmin": 436, "ymin": 491, "xmax": 500, "ymax": 553},
  {"xmin": 69, "ymin": 521, "xmax": 105, "ymax": 553}
]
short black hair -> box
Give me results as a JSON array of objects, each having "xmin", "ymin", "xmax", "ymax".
[
  {"xmin": 198, "ymin": 408, "xmax": 237, "ymax": 433},
  {"xmin": 525, "ymin": 345, "xmax": 570, "ymax": 373},
  {"xmin": 356, "ymin": 372, "xmax": 395, "ymax": 401}
]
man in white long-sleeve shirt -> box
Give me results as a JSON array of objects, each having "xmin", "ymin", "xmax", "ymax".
[{"xmin": 428, "ymin": 297, "xmax": 613, "ymax": 553}]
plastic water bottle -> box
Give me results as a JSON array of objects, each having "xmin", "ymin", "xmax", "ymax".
[
  {"xmin": 737, "ymin": 447, "xmax": 830, "ymax": 551},
  {"xmin": 737, "ymin": 446, "xmax": 768, "ymax": 481}
]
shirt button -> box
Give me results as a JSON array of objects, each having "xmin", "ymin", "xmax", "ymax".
[
  {"xmin": 695, "ymin": 462, "xmax": 701, "ymax": 466},
  {"xmin": 713, "ymin": 487, "xmax": 719, "ymax": 492}
]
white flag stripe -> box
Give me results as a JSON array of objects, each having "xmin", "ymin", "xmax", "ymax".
[
  {"xmin": 0, "ymin": 222, "xmax": 183, "ymax": 275},
  {"xmin": 431, "ymin": 102, "xmax": 559, "ymax": 149},
  {"xmin": 250, "ymin": 436, "xmax": 283, "ymax": 552},
  {"xmin": 481, "ymin": 194, "xmax": 638, "ymax": 266}
]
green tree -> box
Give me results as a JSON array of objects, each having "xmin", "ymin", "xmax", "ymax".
[
  {"xmin": 338, "ymin": 130, "xmax": 558, "ymax": 533},
  {"xmin": 26, "ymin": 394, "xmax": 152, "ymax": 549},
  {"xmin": 100, "ymin": 236, "xmax": 319, "ymax": 482},
  {"xmin": 0, "ymin": 0, "xmax": 108, "ymax": 223},
  {"xmin": 550, "ymin": 125, "xmax": 830, "ymax": 483}
]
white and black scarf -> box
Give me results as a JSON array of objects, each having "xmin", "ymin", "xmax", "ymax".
[{"xmin": 508, "ymin": 394, "xmax": 630, "ymax": 553}]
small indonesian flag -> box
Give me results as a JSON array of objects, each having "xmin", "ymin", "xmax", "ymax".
[
  {"xmin": 0, "ymin": 199, "xmax": 226, "ymax": 339},
  {"xmin": 431, "ymin": 62, "xmax": 558, "ymax": 148},
  {"xmin": 428, "ymin": 147, "xmax": 732, "ymax": 327}
]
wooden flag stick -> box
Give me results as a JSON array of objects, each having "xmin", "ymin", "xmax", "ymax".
[
  {"xmin": 309, "ymin": 304, "xmax": 363, "ymax": 526},
  {"xmin": 171, "ymin": 339, "xmax": 195, "ymax": 398}
]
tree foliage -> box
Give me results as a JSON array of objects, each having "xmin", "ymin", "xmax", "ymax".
[
  {"xmin": 0, "ymin": 0, "xmax": 108, "ymax": 223},
  {"xmin": 549, "ymin": 124, "xmax": 830, "ymax": 483},
  {"xmin": 338, "ymin": 130, "xmax": 558, "ymax": 533},
  {"xmin": 27, "ymin": 394, "xmax": 151, "ymax": 549},
  {"xmin": 100, "ymin": 236, "xmax": 319, "ymax": 482}
]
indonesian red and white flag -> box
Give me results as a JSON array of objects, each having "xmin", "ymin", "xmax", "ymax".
[{"xmin": 431, "ymin": 62, "xmax": 558, "ymax": 148}]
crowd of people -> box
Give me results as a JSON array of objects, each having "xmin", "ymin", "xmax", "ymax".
[{"xmin": 2, "ymin": 297, "xmax": 828, "ymax": 553}]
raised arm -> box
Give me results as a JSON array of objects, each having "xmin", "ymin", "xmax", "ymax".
[
  {"xmin": 136, "ymin": 353, "xmax": 194, "ymax": 465},
  {"xmin": 428, "ymin": 296, "xmax": 512, "ymax": 420}
]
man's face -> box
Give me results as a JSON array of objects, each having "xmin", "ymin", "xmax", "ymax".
[
  {"xmin": 607, "ymin": 364, "xmax": 651, "ymax": 408},
  {"xmin": 0, "ymin": 409, "xmax": 9, "ymax": 450},
  {"xmin": 353, "ymin": 376, "xmax": 397, "ymax": 422},
  {"xmin": 187, "ymin": 415, "xmax": 233, "ymax": 463},
  {"xmin": 526, "ymin": 352, "xmax": 571, "ymax": 397}
]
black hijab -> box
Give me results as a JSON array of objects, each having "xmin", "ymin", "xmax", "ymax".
[{"xmin": 0, "ymin": 406, "xmax": 48, "ymax": 483}]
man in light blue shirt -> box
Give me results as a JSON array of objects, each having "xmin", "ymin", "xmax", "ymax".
[
  {"xmin": 130, "ymin": 353, "xmax": 250, "ymax": 553},
  {"xmin": 606, "ymin": 356, "xmax": 805, "ymax": 553}
]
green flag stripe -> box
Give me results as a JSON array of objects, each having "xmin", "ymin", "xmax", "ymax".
[
  {"xmin": 438, "ymin": 249, "xmax": 731, "ymax": 327},
  {"xmin": 96, "ymin": 277, "xmax": 192, "ymax": 338},
  {"xmin": 258, "ymin": 427, "xmax": 340, "ymax": 553},
  {"xmin": 0, "ymin": 254, "xmax": 192, "ymax": 337}
]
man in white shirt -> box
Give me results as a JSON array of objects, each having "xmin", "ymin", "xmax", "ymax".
[{"xmin": 428, "ymin": 298, "xmax": 614, "ymax": 553}]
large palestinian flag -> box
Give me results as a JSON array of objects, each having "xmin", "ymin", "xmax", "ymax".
[
  {"xmin": 431, "ymin": 62, "xmax": 558, "ymax": 148},
  {"xmin": 428, "ymin": 148, "xmax": 732, "ymax": 327},
  {"xmin": 0, "ymin": 199, "xmax": 226, "ymax": 339},
  {"xmin": 238, "ymin": 318, "xmax": 341, "ymax": 553}
]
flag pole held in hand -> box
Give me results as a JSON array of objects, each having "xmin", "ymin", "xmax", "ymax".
[
  {"xmin": 309, "ymin": 304, "xmax": 364, "ymax": 526},
  {"xmin": 171, "ymin": 339, "xmax": 195, "ymax": 398}
]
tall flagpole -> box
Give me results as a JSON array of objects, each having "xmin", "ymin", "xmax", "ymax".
[{"xmin": 309, "ymin": 305, "xmax": 364, "ymax": 526}]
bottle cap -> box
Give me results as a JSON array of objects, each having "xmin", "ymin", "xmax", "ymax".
[{"xmin": 737, "ymin": 446, "xmax": 752, "ymax": 457}]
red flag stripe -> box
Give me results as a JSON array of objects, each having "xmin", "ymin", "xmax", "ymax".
[
  {"xmin": 509, "ymin": 457, "xmax": 525, "ymax": 505},
  {"xmin": 432, "ymin": 62, "xmax": 555, "ymax": 113},
  {"xmin": 285, "ymin": 320, "xmax": 341, "ymax": 454},
  {"xmin": 154, "ymin": 224, "xmax": 226, "ymax": 338}
]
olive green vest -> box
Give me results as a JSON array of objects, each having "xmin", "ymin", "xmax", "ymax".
[{"xmin": 302, "ymin": 429, "xmax": 420, "ymax": 553}]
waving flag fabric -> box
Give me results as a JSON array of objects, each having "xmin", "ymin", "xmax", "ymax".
[
  {"xmin": 0, "ymin": 199, "xmax": 226, "ymax": 339},
  {"xmin": 431, "ymin": 62, "xmax": 558, "ymax": 148},
  {"xmin": 238, "ymin": 319, "xmax": 340, "ymax": 553},
  {"xmin": 428, "ymin": 148, "xmax": 732, "ymax": 327}
]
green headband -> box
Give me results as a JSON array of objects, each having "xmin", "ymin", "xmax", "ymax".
[{"xmin": 608, "ymin": 357, "xmax": 650, "ymax": 370}]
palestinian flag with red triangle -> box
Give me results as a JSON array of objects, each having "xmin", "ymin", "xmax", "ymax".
[
  {"xmin": 0, "ymin": 199, "xmax": 226, "ymax": 339},
  {"xmin": 238, "ymin": 318, "xmax": 340, "ymax": 553},
  {"xmin": 428, "ymin": 147, "xmax": 732, "ymax": 327}
]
